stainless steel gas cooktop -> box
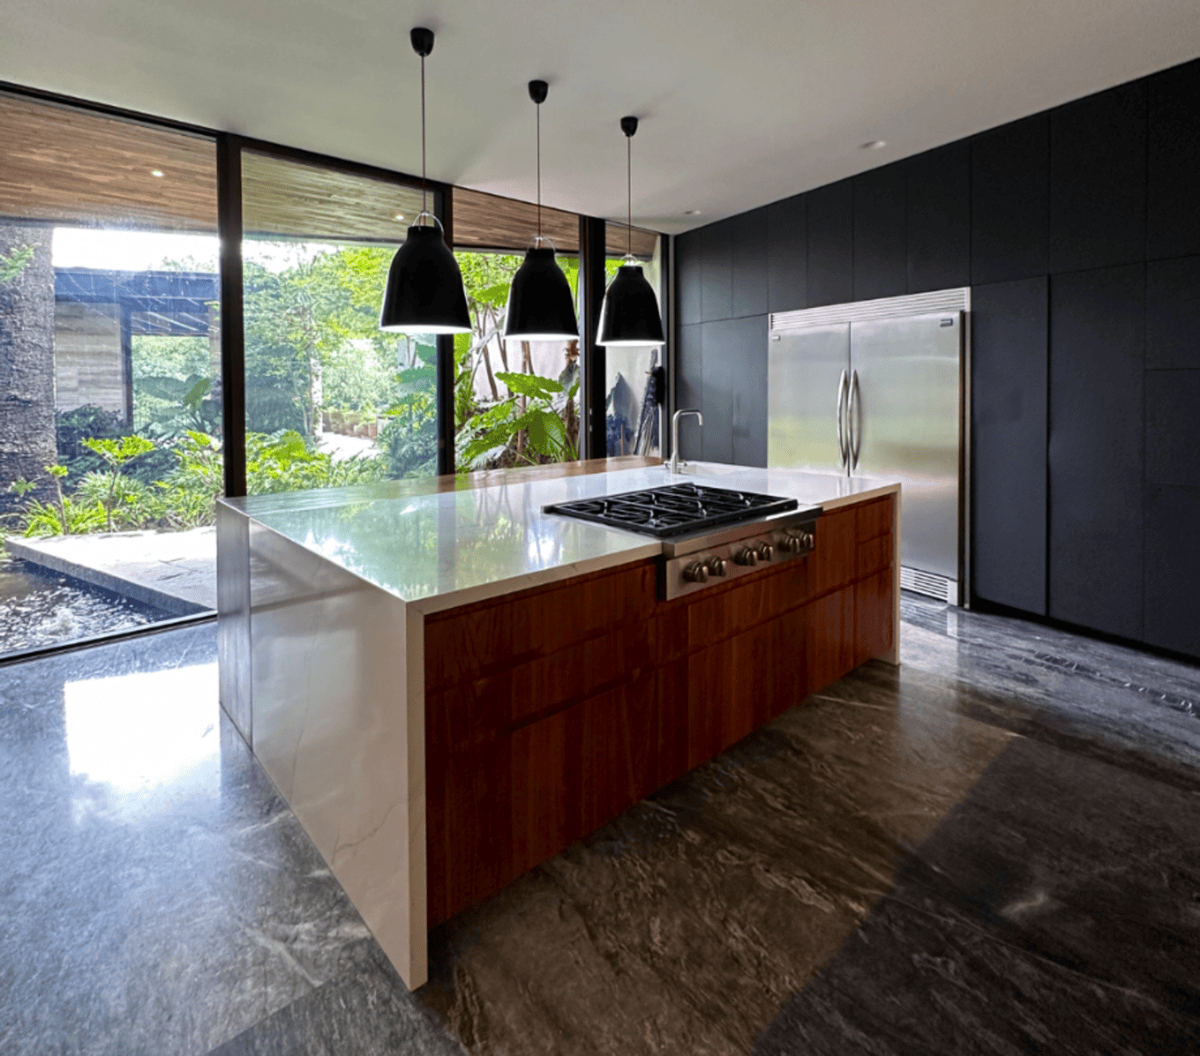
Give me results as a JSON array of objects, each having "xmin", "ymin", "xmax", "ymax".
[
  {"xmin": 543, "ymin": 483, "xmax": 799, "ymax": 539},
  {"xmin": 545, "ymin": 483, "xmax": 823, "ymax": 599}
]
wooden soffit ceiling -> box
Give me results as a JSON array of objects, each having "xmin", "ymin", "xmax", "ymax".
[
  {"xmin": 0, "ymin": 92, "xmax": 217, "ymax": 232},
  {"xmin": 453, "ymin": 186, "xmax": 658, "ymax": 258},
  {"xmin": 0, "ymin": 91, "xmax": 658, "ymax": 257}
]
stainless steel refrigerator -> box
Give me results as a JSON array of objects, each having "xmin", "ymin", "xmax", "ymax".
[{"xmin": 767, "ymin": 292, "xmax": 967, "ymax": 604}]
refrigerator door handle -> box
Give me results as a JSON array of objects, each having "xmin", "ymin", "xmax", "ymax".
[
  {"xmin": 849, "ymin": 369, "xmax": 862, "ymax": 470},
  {"xmin": 837, "ymin": 369, "xmax": 849, "ymax": 467}
]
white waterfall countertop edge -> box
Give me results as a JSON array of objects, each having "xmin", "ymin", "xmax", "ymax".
[{"xmin": 218, "ymin": 463, "xmax": 899, "ymax": 615}]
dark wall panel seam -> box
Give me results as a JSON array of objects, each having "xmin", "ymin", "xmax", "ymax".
[{"xmin": 1044, "ymin": 273, "xmax": 1053, "ymax": 618}]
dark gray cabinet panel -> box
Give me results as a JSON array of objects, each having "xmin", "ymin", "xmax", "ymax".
[
  {"xmin": 1147, "ymin": 59, "xmax": 1200, "ymax": 260},
  {"xmin": 907, "ymin": 142, "xmax": 970, "ymax": 293},
  {"xmin": 1147, "ymin": 256, "xmax": 1200, "ymax": 370},
  {"xmin": 700, "ymin": 218, "xmax": 733, "ymax": 322},
  {"xmin": 676, "ymin": 323, "xmax": 703, "ymax": 461},
  {"xmin": 853, "ymin": 164, "xmax": 907, "ymax": 301},
  {"xmin": 970, "ymin": 277, "xmax": 1048, "ymax": 615},
  {"xmin": 700, "ymin": 319, "xmax": 737, "ymax": 464},
  {"xmin": 730, "ymin": 315, "xmax": 769, "ymax": 468},
  {"xmin": 1049, "ymin": 81, "xmax": 1147, "ymax": 273},
  {"xmin": 732, "ymin": 207, "xmax": 768, "ymax": 319},
  {"xmin": 677, "ymin": 229, "xmax": 702, "ymax": 326},
  {"xmin": 1146, "ymin": 370, "xmax": 1200, "ymax": 488},
  {"xmin": 807, "ymin": 179, "xmax": 854, "ymax": 307},
  {"xmin": 768, "ymin": 193, "xmax": 806, "ymax": 313},
  {"xmin": 1144, "ymin": 483, "xmax": 1200, "ymax": 658},
  {"xmin": 971, "ymin": 114, "xmax": 1049, "ymax": 285},
  {"xmin": 1048, "ymin": 264, "xmax": 1145, "ymax": 639}
]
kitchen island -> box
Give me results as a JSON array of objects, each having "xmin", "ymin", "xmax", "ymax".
[{"xmin": 216, "ymin": 458, "xmax": 899, "ymax": 989}]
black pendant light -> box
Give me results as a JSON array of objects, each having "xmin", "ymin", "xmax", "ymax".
[
  {"xmin": 379, "ymin": 27, "xmax": 471, "ymax": 335},
  {"xmin": 504, "ymin": 80, "xmax": 579, "ymax": 343},
  {"xmin": 596, "ymin": 116, "xmax": 664, "ymax": 347}
]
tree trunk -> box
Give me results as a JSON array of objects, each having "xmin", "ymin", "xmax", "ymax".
[{"xmin": 0, "ymin": 224, "xmax": 57, "ymax": 515}]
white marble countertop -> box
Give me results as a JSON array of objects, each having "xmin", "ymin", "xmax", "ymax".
[{"xmin": 219, "ymin": 463, "xmax": 898, "ymax": 612}]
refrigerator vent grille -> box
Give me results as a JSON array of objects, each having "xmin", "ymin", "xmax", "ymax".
[
  {"xmin": 901, "ymin": 566, "xmax": 956, "ymax": 604},
  {"xmin": 772, "ymin": 288, "xmax": 969, "ymax": 331}
]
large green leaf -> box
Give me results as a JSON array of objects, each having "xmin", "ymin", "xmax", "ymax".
[
  {"xmin": 461, "ymin": 421, "xmax": 516, "ymax": 464},
  {"xmin": 183, "ymin": 375, "xmax": 213, "ymax": 409},
  {"xmin": 475, "ymin": 282, "xmax": 511, "ymax": 308},
  {"xmin": 495, "ymin": 371, "xmax": 562, "ymax": 399},
  {"xmin": 134, "ymin": 375, "xmax": 190, "ymax": 402},
  {"xmin": 453, "ymin": 331, "xmax": 472, "ymax": 363},
  {"xmin": 525, "ymin": 409, "xmax": 567, "ymax": 457},
  {"xmin": 394, "ymin": 363, "xmax": 437, "ymax": 394}
]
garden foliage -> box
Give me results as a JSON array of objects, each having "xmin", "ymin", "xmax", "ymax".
[{"xmin": 3, "ymin": 244, "xmax": 583, "ymax": 539}]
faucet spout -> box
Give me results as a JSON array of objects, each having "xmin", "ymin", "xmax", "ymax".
[{"xmin": 669, "ymin": 409, "xmax": 704, "ymax": 473}]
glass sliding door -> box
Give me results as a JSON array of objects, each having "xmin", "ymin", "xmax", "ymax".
[
  {"xmin": 239, "ymin": 149, "xmax": 429, "ymax": 493},
  {"xmin": 451, "ymin": 188, "xmax": 582, "ymax": 472},
  {"xmin": 0, "ymin": 92, "xmax": 221, "ymax": 658},
  {"xmin": 602, "ymin": 225, "xmax": 663, "ymax": 458}
]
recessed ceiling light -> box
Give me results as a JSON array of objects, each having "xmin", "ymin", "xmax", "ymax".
[
  {"xmin": 684, "ymin": 209, "xmax": 701, "ymax": 216},
  {"xmin": 859, "ymin": 140, "xmax": 887, "ymax": 151},
  {"xmin": 394, "ymin": 213, "xmax": 405, "ymax": 221},
  {"xmin": 150, "ymin": 169, "xmax": 165, "ymax": 177}
]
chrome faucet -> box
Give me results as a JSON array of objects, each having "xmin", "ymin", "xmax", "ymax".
[{"xmin": 668, "ymin": 408, "xmax": 703, "ymax": 473}]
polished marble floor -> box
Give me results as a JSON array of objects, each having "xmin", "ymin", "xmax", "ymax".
[{"xmin": 1, "ymin": 597, "xmax": 1198, "ymax": 1054}]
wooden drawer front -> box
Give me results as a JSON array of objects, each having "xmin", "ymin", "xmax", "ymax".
[
  {"xmin": 810, "ymin": 508, "xmax": 857, "ymax": 596},
  {"xmin": 685, "ymin": 608, "xmax": 810, "ymax": 769},
  {"xmin": 805, "ymin": 586, "xmax": 856, "ymax": 693},
  {"xmin": 856, "ymin": 496, "xmax": 894, "ymax": 541},
  {"xmin": 682, "ymin": 556, "xmax": 810, "ymax": 652},
  {"xmin": 855, "ymin": 569, "xmax": 895, "ymax": 668},
  {"xmin": 427, "ymin": 623, "xmax": 657, "ymax": 742},
  {"xmin": 511, "ymin": 671, "xmax": 658, "ymax": 879},
  {"xmin": 428, "ymin": 669, "xmax": 658, "ymax": 926},
  {"xmin": 425, "ymin": 560, "xmax": 656, "ymax": 690},
  {"xmin": 857, "ymin": 532, "xmax": 893, "ymax": 580},
  {"xmin": 424, "ymin": 604, "xmax": 517, "ymax": 692}
]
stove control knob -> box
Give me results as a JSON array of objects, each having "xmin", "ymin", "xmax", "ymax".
[
  {"xmin": 801, "ymin": 531, "xmax": 815, "ymax": 549},
  {"xmin": 756, "ymin": 542, "xmax": 775, "ymax": 562},
  {"xmin": 733, "ymin": 547, "xmax": 759, "ymax": 567},
  {"xmin": 683, "ymin": 561, "xmax": 710, "ymax": 584},
  {"xmin": 706, "ymin": 556, "xmax": 727, "ymax": 577},
  {"xmin": 780, "ymin": 534, "xmax": 802, "ymax": 554}
]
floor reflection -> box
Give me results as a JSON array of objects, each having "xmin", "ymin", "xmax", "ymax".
[
  {"xmin": 0, "ymin": 626, "xmax": 383, "ymax": 1056},
  {"xmin": 4, "ymin": 601, "xmax": 1200, "ymax": 1056},
  {"xmin": 66, "ymin": 663, "xmax": 219, "ymax": 806}
]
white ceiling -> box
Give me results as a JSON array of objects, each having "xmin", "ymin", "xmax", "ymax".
[{"xmin": 3, "ymin": 0, "xmax": 1199, "ymax": 235}]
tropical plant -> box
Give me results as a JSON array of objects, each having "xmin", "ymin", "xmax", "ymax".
[
  {"xmin": 450, "ymin": 251, "xmax": 582, "ymax": 470},
  {"xmin": 133, "ymin": 372, "xmax": 220, "ymax": 437},
  {"xmin": 459, "ymin": 371, "xmax": 579, "ymax": 467},
  {"xmin": 8, "ymin": 470, "xmax": 108, "ymax": 536},
  {"xmin": 245, "ymin": 430, "xmax": 386, "ymax": 495},
  {"xmin": 80, "ymin": 436, "xmax": 158, "ymax": 531}
]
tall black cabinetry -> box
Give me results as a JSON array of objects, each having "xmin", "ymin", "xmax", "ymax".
[{"xmin": 673, "ymin": 56, "xmax": 1200, "ymax": 659}]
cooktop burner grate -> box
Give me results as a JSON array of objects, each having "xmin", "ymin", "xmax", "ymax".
[{"xmin": 544, "ymin": 483, "xmax": 799, "ymax": 538}]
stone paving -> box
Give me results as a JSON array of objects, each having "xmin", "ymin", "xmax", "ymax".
[{"xmin": 5, "ymin": 527, "xmax": 216, "ymax": 615}]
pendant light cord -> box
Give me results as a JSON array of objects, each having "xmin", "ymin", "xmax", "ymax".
[
  {"xmin": 627, "ymin": 134, "xmax": 632, "ymax": 256},
  {"xmin": 420, "ymin": 52, "xmax": 428, "ymax": 218},
  {"xmin": 536, "ymin": 101, "xmax": 542, "ymax": 239}
]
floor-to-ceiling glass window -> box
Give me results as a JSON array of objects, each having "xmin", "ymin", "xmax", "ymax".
[
  {"xmin": 602, "ymin": 224, "xmax": 663, "ymax": 458},
  {"xmin": 451, "ymin": 188, "xmax": 582, "ymax": 472},
  {"xmin": 0, "ymin": 92, "xmax": 221, "ymax": 658},
  {"xmin": 239, "ymin": 149, "xmax": 429, "ymax": 493}
]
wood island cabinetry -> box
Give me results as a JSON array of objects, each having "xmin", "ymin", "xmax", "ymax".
[
  {"xmin": 423, "ymin": 493, "xmax": 896, "ymax": 925},
  {"xmin": 219, "ymin": 461, "xmax": 899, "ymax": 988}
]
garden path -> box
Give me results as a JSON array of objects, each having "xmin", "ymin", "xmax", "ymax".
[{"xmin": 6, "ymin": 527, "xmax": 215, "ymax": 615}]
